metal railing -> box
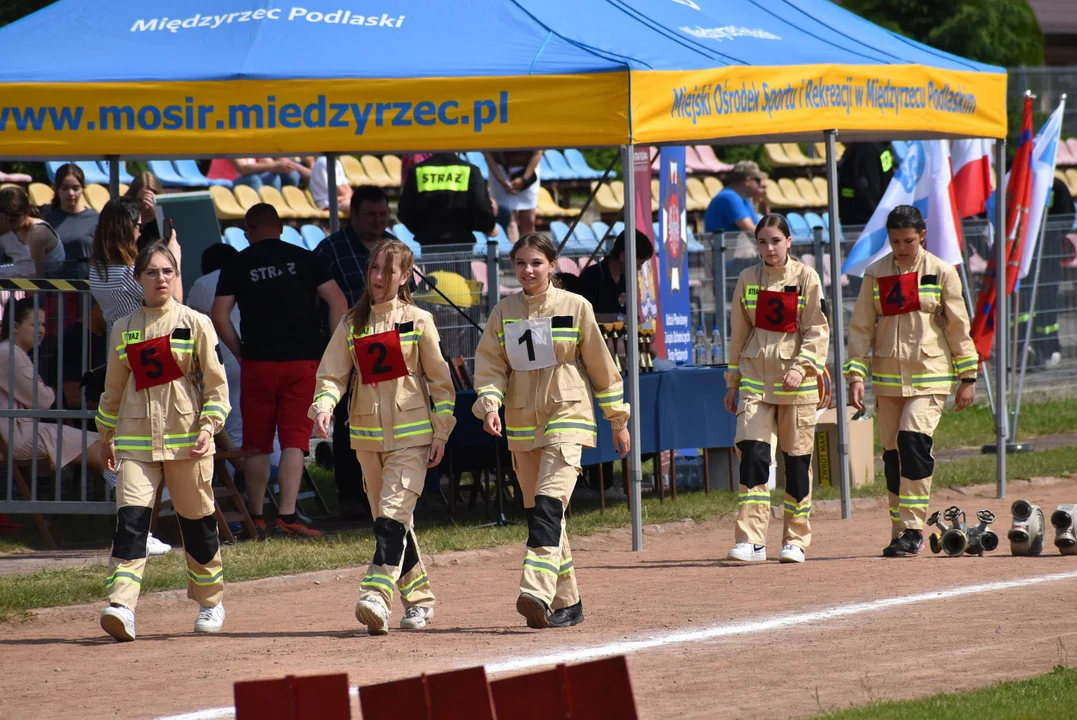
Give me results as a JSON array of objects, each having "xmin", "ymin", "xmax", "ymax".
[{"xmin": 1010, "ymin": 66, "xmax": 1077, "ymax": 137}]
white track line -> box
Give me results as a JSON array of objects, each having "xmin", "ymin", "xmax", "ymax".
[{"xmin": 155, "ymin": 569, "xmax": 1077, "ymax": 720}]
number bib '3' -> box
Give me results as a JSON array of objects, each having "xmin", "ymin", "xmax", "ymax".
[
  {"xmin": 754, "ymin": 290, "xmax": 798, "ymax": 333},
  {"xmin": 127, "ymin": 335, "xmax": 185, "ymax": 391},
  {"xmin": 877, "ymin": 273, "xmax": 921, "ymax": 316},
  {"xmin": 504, "ymin": 317, "xmax": 556, "ymax": 371},
  {"xmin": 354, "ymin": 330, "xmax": 408, "ymax": 385}
]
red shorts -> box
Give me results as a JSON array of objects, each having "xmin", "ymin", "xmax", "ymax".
[{"xmin": 240, "ymin": 359, "xmax": 318, "ymax": 455}]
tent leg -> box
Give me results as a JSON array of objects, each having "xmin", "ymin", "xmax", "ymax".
[
  {"xmin": 327, "ymin": 153, "xmax": 340, "ymax": 234},
  {"xmin": 107, "ymin": 156, "xmax": 120, "ymax": 198},
  {"xmin": 824, "ymin": 130, "xmax": 851, "ymax": 521},
  {"xmin": 621, "ymin": 144, "xmax": 643, "ymax": 553},
  {"xmin": 994, "ymin": 140, "xmax": 1008, "ymax": 498}
]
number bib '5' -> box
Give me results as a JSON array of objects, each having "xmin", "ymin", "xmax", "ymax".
[
  {"xmin": 754, "ymin": 290, "xmax": 798, "ymax": 333},
  {"xmin": 354, "ymin": 330, "xmax": 408, "ymax": 385},
  {"xmin": 877, "ymin": 273, "xmax": 921, "ymax": 316},
  {"xmin": 127, "ymin": 335, "xmax": 185, "ymax": 391},
  {"xmin": 504, "ymin": 317, "xmax": 556, "ymax": 371}
]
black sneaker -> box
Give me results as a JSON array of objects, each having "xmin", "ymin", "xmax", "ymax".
[
  {"xmin": 548, "ymin": 600, "xmax": 584, "ymax": 628},
  {"xmin": 883, "ymin": 529, "xmax": 924, "ymax": 557},
  {"xmin": 516, "ymin": 592, "xmax": 551, "ymax": 629}
]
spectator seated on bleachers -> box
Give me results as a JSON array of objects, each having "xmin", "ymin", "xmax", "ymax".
[
  {"xmin": 309, "ymin": 156, "xmax": 351, "ymax": 211},
  {"xmin": 230, "ymin": 158, "xmax": 304, "ymax": 191},
  {"xmin": 40, "ymin": 163, "xmax": 98, "ymax": 279},
  {"xmin": 703, "ymin": 161, "xmax": 767, "ymax": 234},
  {"xmin": 0, "ymin": 185, "xmax": 65, "ymax": 278}
]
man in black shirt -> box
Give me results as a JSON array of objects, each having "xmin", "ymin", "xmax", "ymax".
[
  {"xmin": 398, "ymin": 152, "xmax": 497, "ymax": 246},
  {"xmin": 212, "ymin": 204, "xmax": 347, "ymax": 538},
  {"xmin": 576, "ymin": 230, "xmax": 654, "ymax": 316}
]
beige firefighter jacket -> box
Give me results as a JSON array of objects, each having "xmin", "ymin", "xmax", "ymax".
[
  {"xmin": 309, "ymin": 298, "xmax": 456, "ymax": 452},
  {"xmin": 725, "ymin": 257, "xmax": 830, "ymax": 405},
  {"xmin": 844, "ymin": 248, "xmax": 978, "ymax": 397},
  {"xmin": 95, "ymin": 298, "xmax": 230, "ymax": 461},
  {"xmin": 472, "ymin": 284, "xmax": 630, "ymax": 451}
]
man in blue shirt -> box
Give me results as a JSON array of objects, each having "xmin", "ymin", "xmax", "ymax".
[{"xmin": 704, "ymin": 160, "xmax": 768, "ymax": 233}]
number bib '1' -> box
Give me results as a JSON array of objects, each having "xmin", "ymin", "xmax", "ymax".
[
  {"xmin": 504, "ymin": 317, "xmax": 556, "ymax": 371},
  {"xmin": 877, "ymin": 272, "xmax": 921, "ymax": 316},
  {"xmin": 754, "ymin": 290, "xmax": 798, "ymax": 332},
  {"xmin": 354, "ymin": 330, "xmax": 408, "ymax": 385},
  {"xmin": 127, "ymin": 335, "xmax": 185, "ymax": 391}
]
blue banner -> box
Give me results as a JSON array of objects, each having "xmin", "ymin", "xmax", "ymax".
[{"xmin": 658, "ymin": 147, "xmax": 692, "ymax": 363}]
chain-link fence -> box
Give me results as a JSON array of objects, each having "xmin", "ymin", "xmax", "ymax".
[{"xmin": 1010, "ymin": 66, "xmax": 1077, "ymax": 138}]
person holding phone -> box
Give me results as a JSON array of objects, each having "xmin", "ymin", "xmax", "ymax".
[
  {"xmin": 94, "ymin": 241, "xmax": 231, "ymax": 642},
  {"xmin": 844, "ymin": 205, "xmax": 977, "ymax": 558},
  {"xmin": 311, "ymin": 239, "xmax": 456, "ymax": 635},
  {"xmin": 473, "ymin": 233, "xmax": 630, "ymax": 629}
]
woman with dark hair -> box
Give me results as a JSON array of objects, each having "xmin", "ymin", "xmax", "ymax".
[
  {"xmin": 723, "ymin": 214, "xmax": 830, "ymax": 565},
  {"xmin": 844, "ymin": 204, "xmax": 978, "ymax": 558},
  {"xmin": 42, "ymin": 163, "xmax": 99, "ymax": 277},
  {"xmin": 0, "ymin": 185, "xmax": 65, "ymax": 277},
  {"xmin": 124, "ymin": 172, "xmax": 168, "ymax": 245},
  {"xmin": 95, "ymin": 241, "xmax": 230, "ymax": 642},
  {"xmin": 473, "ymin": 233, "xmax": 630, "ymax": 629}
]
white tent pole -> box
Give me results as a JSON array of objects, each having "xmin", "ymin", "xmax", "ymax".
[
  {"xmin": 823, "ymin": 130, "xmax": 851, "ymax": 520},
  {"xmin": 327, "ymin": 153, "xmax": 340, "ymax": 234},
  {"xmin": 994, "ymin": 139, "xmax": 1008, "ymax": 498},
  {"xmin": 621, "ymin": 144, "xmax": 643, "ymax": 552}
]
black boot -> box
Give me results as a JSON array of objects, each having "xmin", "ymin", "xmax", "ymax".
[
  {"xmin": 517, "ymin": 592, "xmax": 551, "ymax": 629},
  {"xmin": 883, "ymin": 529, "xmax": 924, "ymax": 557},
  {"xmin": 548, "ymin": 599, "xmax": 584, "ymax": 628}
]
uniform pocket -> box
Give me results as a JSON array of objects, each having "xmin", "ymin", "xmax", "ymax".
[
  {"xmin": 558, "ymin": 443, "xmax": 583, "ymax": 474},
  {"xmin": 123, "ymin": 391, "xmax": 148, "ymax": 419},
  {"xmin": 551, "ymin": 369, "xmax": 583, "ymax": 403},
  {"xmin": 395, "ymin": 375, "xmax": 427, "ymax": 411},
  {"xmin": 351, "ymin": 384, "xmax": 378, "ymax": 415},
  {"xmin": 919, "ymin": 337, "xmax": 944, "ymax": 358},
  {"xmin": 777, "ymin": 338, "xmax": 798, "ymax": 360},
  {"xmin": 505, "ymin": 373, "xmax": 530, "ymax": 409}
]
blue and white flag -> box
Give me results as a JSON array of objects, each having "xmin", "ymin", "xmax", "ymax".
[
  {"xmin": 1018, "ymin": 99, "xmax": 1065, "ymax": 280},
  {"xmin": 842, "ymin": 140, "xmax": 962, "ymax": 277}
]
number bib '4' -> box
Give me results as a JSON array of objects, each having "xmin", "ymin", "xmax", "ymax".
[
  {"xmin": 754, "ymin": 290, "xmax": 798, "ymax": 333},
  {"xmin": 127, "ymin": 335, "xmax": 185, "ymax": 391},
  {"xmin": 877, "ymin": 273, "xmax": 921, "ymax": 316},
  {"xmin": 354, "ymin": 330, "xmax": 408, "ymax": 385},
  {"xmin": 504, "ymin": 317, "xmax": 556, "ymax": 371}
]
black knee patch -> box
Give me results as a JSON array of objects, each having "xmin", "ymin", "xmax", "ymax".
[
  {"xmin": 372, "ymin": 517, "xmax": 407, "ymax": 567},
  {"xmin": 527, "ymin": 495, "xmax": 563, "ymax": 549},
  {"xmin": 783, "ymin": 453, "xmax": 812, "ymax": 502},
  {"xmin": 897, "ymin": 431, "xmax": 934, "ymax": 481},
  {"xmin": 883, "ymin": 449, "xmax": 900, "ymax": 495},
  {"xmin": 177, "ymin": 514, "xmax": 220, "ymax": 566},
  {"xmin": 112, "ymin": 506, "xmax": 151, "ymax": 560},
  {"xmin": 400, "ymin": 529, "xmax": 420, "ymax": 576},
  {"xmin": 737, "ymin": 440, "xmax": 772, "ymax": 489}
]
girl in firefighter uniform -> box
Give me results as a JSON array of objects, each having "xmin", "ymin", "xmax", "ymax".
[
  {"xmin": 723, "ymin": 215, "xmax": 830, "ymax": 564},
  {"xmin": 844, "ymin": 205, "xmax": 977, "ymax": 558},
  {"xmin": 311, "ymin": 239, "xmax": 455, "ymax": 635},
  {"xmin": 95, "ymin": 241, "xmax": 231, "ymax": 642},
  {"xmin": 474, "ymin": 234, "xmax": 630, "ymax": 629}
]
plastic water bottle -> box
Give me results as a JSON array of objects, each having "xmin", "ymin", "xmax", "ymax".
[
  {"xmin": 710, "ymin": 326, "xmax": 725, "ymax": 365},
  {"xmin": 694, "ymin": 327, "xmax": 708, "ymax": 366}
]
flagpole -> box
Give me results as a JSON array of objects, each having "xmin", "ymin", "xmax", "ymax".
[
  {"xmin": 957, "ymin": 260, "xmax": 995, "ymax": 413},
  {"xmin": 993, "ymin": 138, "xmax": 1008, "ymax": 499}
]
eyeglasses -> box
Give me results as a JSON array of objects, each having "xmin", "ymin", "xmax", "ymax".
[{"xmin": 141, "ymin": 268, "xmax": 175, "ymax": 280}]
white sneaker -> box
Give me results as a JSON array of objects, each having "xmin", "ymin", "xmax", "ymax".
[
  {"xmin": 1047, "ymin": 351, "xmax": 1062, "ymax": 368},
  {"xmin": 101, "ymin": 604, "xmax": 136, "ymax": 642},
  {"xmin": 400, "ymin": 606, "xmax": 434, "ymax": 630},
  {"xmin": 356, "ymin": 599, "xmax": 389, "ymax": 636},
  {"xmin": 146, "ymin": 533, "xmax": 172, "ymax": 557},
  {"xmin": 779, "ymin": 544, "xmax": 806, "ymax": 563},
  {"xmin": 726, "ymin": 542, "xmax": 767, "ymax": 562},
  {"xmin": 193, "ymin": 603, "xmax": 225, "ymax": 633}
]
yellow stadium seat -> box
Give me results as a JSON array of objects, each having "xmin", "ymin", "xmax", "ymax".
[
  {"xmin": 778, "ymin": 178, "xmax": 808, "ymax": 207},
  {"xmin": 258, "ymin": 186, "xmax": 298, "ymax": 218},
  {"xmin": 593, "ymin": 182, "xmax": 623, "ymax": 213},
  {"xmin": 119, "ymin": 183, "xmax": 129, "ymax": 196},
  {"xmin": 0, "ymin": 182, "xmax": 16, "ymax": 190},
  {"xmin": 783, "ymin": 143, "xmax": 824, "ymax": 167},
  {"xmin": 651, "ymin": 179, "xmax": 660, "ymax": 208},
  {"xmin": 764, "ymin": 143, "xmax": 797, "ymax": 168},
  {"xmin": 703, "ymin": 176, "xmax": 724, "ymax": 197},
  {"xmin": 360, "ymin": 155, "xmax": 395, "ymax": 187},
  {"xmin": 233, "ymin": 184, "xmax": 261, "ymax": 212},
  {"xmin": 537, "ymin": 185, "xmax": 579, "ymax": 217},
  {"xmin": 813, "ymin": 141, "xmax": 845, "ymax": 162},
  {"xmin": 811, "ymin": 176, "xmax": 830, "ymax": 203},
  {"xmin": 1066, "ymin": 170, "xmax": 1077, "ymax": 198},
  {"xmin": 685, "ymin": 177, "xmax": 711, "ymax": 211},
  {"xmin": 27, "ymin": 182, "xmax": 54, "ymax": 207},
  {"xmin": 380, "ymin": 154, "xmax": 402, "ymax": 186},
  {"xmin": 340, "ymin": 155, "xmax": 371, "ymax": 187},
  {"xmin": 281, "ymin": 185, "xmax": 326, "ymax": 219},
  {"xmin": 765, "ymin": 181, "xmax": 794, "ymax": 209},
  {"xmin": 83, "ymin": 183, "xmax": 111, "ymax": 212},
  {"xmin": 610, "ymin": 180, "xmax": 625, "ymax": 206},
  {"xmin": 795, "ymin": 177, "xmax": 825, "ymax": 207},
  {"xmin": 210, "ymin": 185, "xmax": 245, "ymax": 220}
]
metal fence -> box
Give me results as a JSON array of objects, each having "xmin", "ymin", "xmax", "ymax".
[{"xmin": 1009, "ymin": 66, "xmax": 1077, "ymax": 138}]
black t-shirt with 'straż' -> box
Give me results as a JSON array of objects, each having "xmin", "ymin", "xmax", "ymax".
[{"xmin": 215, "ymin": 238, "xmax": 331, "ymax": 361}]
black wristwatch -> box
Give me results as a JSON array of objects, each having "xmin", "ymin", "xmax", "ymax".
[{"xmin": 960, "ymin": 377, "xmax": 976, "ymax": 384}]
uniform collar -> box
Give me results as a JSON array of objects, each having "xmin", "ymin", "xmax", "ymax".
[
  {"xmin": 371, "ymin": 296, "xmax": 399, "ymax": 313},
  {"xmin": 525, "ymin": 283, "xmax": 555, "ymax": 305},
  {"xmin": 893, "ymin": 247, "xmax": 925, "ymax": 273},
  {"xmin": 143, "ymin": 297, "xmax": 174, "ymax": 316},
  {"xmin": 763, "ymin": 256, "xmax": 792, "ymax": 275}
]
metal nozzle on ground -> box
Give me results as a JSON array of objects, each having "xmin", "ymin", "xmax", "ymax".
[
  {"xmin": 928, "ymin": 506, "xmax": 968, "ymax": 557},
  {"xmin": 1009, "ymin": 500, "xmax": 1046, "ymax": 556},
  {"xmin": 1051, "ymin": 504, "xmax": 1077, "ymax": 556}
]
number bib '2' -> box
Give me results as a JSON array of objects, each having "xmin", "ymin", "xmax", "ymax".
[
  {"xmin": 877, "ymin": 273, "xmax": 920, "ymax": 316},
  {"xmin": 127, "ymin": 335, "xmax": 185, "ymax": 391},
  {"xmin": 504, "ymin": 317, "xmax": 556, "ymax": 371},
  {"xmin": 754, "ymin": 290, "xmax": 798, "ymax": 333},
  {"xmin": 354, "ymin": 330, "xmax": 408, "ymax": 385}
]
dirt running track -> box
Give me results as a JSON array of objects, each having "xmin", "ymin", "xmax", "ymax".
[{"xmin": 3, "ymin": 477, "xmax": 1077, "ymax": 720}]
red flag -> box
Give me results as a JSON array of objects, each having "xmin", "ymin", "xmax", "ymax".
[
  {"xmin": 951, "ymin": 139, "xmax": 993, "ymax": 218},
  {"xmin": 969, "ymin": 95, "xmax": 1034, "ymax": 359}
]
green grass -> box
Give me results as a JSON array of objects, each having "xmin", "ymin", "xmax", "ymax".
[{"xmin": 813, "ymin": 665, "xmax": 1077, "ymax": 719}]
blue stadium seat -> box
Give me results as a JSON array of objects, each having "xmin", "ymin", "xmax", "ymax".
[
  {"xmin": 74, "ymin": 161, "xmax": 110, "ymax": 185},
  {"xmin": 300, "ymin": 224, "xmax": 326, "ymax": 250},
  {"xmin": 821, "ymin": 212, "xmax": 830, "ymax": 231},
  {"xmin": 466, "ymin": 152, "xmax": 489, "ymax": 179},
  {"xmin": 611, "ymin": 221, "xmax": 625, "ymax": 238},
  {"xmin": 148, "ymin": 160, "xmax": 200, "ymax": 188},
  {"xmin": 686, "ymin": 226, "xmax": 705, "ymax": 253},
  {"xmin": 544, "ymin": 150, "xmax": 575, "ymax": 180},
  {"xmin": 223, "ymin": 226, "xmax": 248, "ymax": 251},
  {"xmin": 392, "ymin": 223, "xmax": 415, "ymax": 243},
  {"xmin": 95, "ymin": 160, "xmax": 135, "ymax": 184},
  {"xmin": 564, "ymin": 149, "xmax": 603, "ymax": 179},
  {"xmin": 540, "ymin": 153, "xmax": 561, "ymax": 181},
  {"xmin": 786, "ymin": 212, "xmax": 811, "ymax": 239},
  {"xmin": 281, "ymin": 225, "xmax": 304, "ymax": 247},
  {"xmin": 591, "ymin": 221, "xmax": 610, "ymax": 243},
  {"xmin": 550, "ymin": 220, "xmax": 590, "ymax": 252},
  {"xmin": 174, "ymin": 160, "xmax": 231, "ymax": 187},
  {"xmin": 804, "ymin": 212, "xmax": 826, "ymax": 232},
  {"xmin": 403, "ymin": 238, "xmax": 422, "ymax": 259}
]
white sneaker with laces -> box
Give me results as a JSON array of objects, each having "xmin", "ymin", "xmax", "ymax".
[
  {"xmin": 101, "ymin": 604, "xmax": 136, "ymax": 642},
  {"xmin": 400, "ymin": 606, "xmax": 434, "ymax": 630},
  {"xmin": 779, "ymin": 544, "xmax": 805, "ymax": 563},
  {"xmin": 726, "ymin": 542, "xmax": 767, "ymax": 562},
  {"xmin": 356, "ymin": 599, "xmax": 390, "ymax": 636},
  {"xmin": 194, "ymin": 603, "xmax": 225, "ymax": 633},
  {"xmin": 146, "ymin": 533, "xmax": 172, "ymax": 557}
]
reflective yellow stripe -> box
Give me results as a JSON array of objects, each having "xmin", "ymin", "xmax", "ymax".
[
  {"xmin": 433, "ymin": 400, "xmax": 454, "ymax": 415},
  {"xmin": 393, "ymin": 420, "xmax": 433, "ymax": 438},
  {"xmin": 186, "ymin": 568, "xmax": 223, "ymax": 585},
  {"xmin": 415, "ymin": 164, "xmax": 471, "ymax": 191}
]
